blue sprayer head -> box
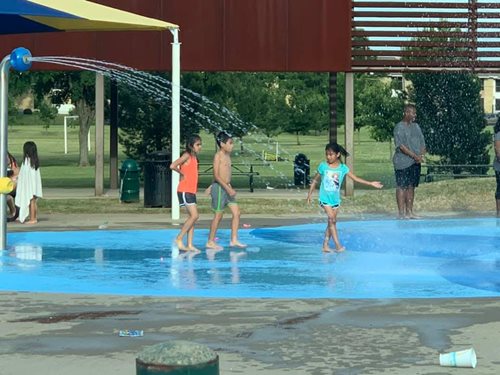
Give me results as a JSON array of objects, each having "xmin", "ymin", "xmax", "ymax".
[{"xmin": 10, "ymin": 47, "xmax": 32, "ymax": 72}]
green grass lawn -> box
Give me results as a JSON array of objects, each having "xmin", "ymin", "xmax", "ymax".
[
  {"xmin": 8, "ymin": 116, "xmax": 115, "ymax": 188},
  {"xmin": 7, "ymin": 114, "xmax": 499, "ymax": 215},
  {"xmin": 37, "ymin": 177, "xmax": 498, "ymax": 215},
  {"xmin": 7, "ymin": 114, "xmax": 497, "ymax": 193}
]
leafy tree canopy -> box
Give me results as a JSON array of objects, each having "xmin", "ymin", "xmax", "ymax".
[{"xmin": 406, "ymin": 72, "xmax": 490, "ymax": 168}]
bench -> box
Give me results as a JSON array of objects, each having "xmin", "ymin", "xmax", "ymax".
[
  {"xmin": 199, "ymin": 163, "xmax": 268, "ymax": 192},
  {"xmin": 421, "ymin": 163, "xmax": 493, "ymax": 183}
]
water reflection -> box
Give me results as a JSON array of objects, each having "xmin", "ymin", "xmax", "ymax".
[
  {"xmin": 11, "ymin": 244, "xmax": 43, "ymax": 261},
  {"xmin": 170, "ymin": 245, "xmax": 200, "ymax": 290},
  {"xmin": 94, "ymin": 247, "xmax": 104, "ymax": 264},
  {"xmin": 230, "ymin": 251, "xmax": 246, "ymax": 284},
  {"xmin": 206, "ymin": 247, "xmax": 223, "ymax": 261}
]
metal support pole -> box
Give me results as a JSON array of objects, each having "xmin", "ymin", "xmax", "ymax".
[
  {"xmin": 345, "ymin": 72, "xmax": 354, "ymax": 197},
  {"xmin": 170, "ymin": 28, "xmax": 181, "ymax": 221},
  {"xmin": 0, "ymin": 56, "xmax": 10, "ymax": 250},
  {"xmin": 95, "ymin": 73, "xmax": 104, "ymax": 196}
]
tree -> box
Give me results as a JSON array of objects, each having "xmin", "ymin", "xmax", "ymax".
[
  {"xmin": 336, "ymin": 73, "xmax": 404, "ymax": 146},
  {"xmin": 30, "ymin": 71, "xmax": 95, "ymax": 166},
  {"xmin": 361, "ymin": 78, "xmax": 405, "ymax": 143},
  {"xmin": 116, "ymin": 72, "xmax": 202, "ymax": 159},
  {"xmin": 9, "ymin": 71, "xmax": 34, "ymax": 125},
  {"xmin": 406, "ymin": 72, "xmax": 490, "ymax": 170},
  {"xmin": 181, "ymin": 72, "xmax": 281, "ymax": 152},
  {"xmin": 117, "ymin": 83, "xmax": 171, "ymax": 159},
  {"xmin": 38, "ymin": 101, "xmax": 57, "ymax": 131},
  {"xmin": 280, "ymin": 73, "xmax": 329, "ymax": 145}
]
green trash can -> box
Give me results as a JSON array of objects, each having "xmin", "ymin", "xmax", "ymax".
[
  {"xmin": 136, "ymin": 341, "xmax": 219, "ymax": 375},
  {"xmin": 120, "ymin": 159, "xmax": 140, "ymax": 203}
]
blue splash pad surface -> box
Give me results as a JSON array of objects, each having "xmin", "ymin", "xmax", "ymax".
[{"xmin": 1, "ymin": 218, "xmax": 499, "ymax": 299}]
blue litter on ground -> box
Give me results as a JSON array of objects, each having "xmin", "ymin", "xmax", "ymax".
[{"xmin": 119, "ymin": 330, "xmax": 144, "ymax": 337}]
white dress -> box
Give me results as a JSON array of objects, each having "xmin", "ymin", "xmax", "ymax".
[{"xmin": 15, "ymin": 157, "xmax": 43, "ymax": 223}]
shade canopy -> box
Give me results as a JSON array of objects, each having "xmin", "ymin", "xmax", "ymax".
[{"xmin": 0, "ymin": 0, "xmax": 177, "ymax": 34}]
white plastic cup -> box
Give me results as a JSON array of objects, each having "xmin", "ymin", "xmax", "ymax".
[{"xmin": 439, "ymin": 348, "xmax": 477, "ymax": 368}]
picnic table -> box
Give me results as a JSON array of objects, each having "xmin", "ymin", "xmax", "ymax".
[{"xmin": 198, "ymin": 163, "xmax": 269, "ymax": 192}]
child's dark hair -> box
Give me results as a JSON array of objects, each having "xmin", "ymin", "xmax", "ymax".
[
  {"xmin": 185, "ymin": 134, "xmax": 201, "ymax": 156},
  {"xmin": 23, "ymin": 141, "xmax": 39, "ymax": 170},
  {"xmin": 325, "ymin": 142, "xmax": 349, "ymax": 158},
  {"xmin": 6, "ymin": 152, "xmax": 16, "ymax": 177},
  {"xmin": 216, "ymin": 131, "xmax": 232, "ymax": 148},
  {"xmin": 404, "ymin": 103, "xmax": 416, "ymax": 113}
]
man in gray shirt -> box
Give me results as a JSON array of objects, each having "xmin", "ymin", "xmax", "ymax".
[{"xmin": 393, "ymin": 104, "xmax": 426, "ymax": 219}]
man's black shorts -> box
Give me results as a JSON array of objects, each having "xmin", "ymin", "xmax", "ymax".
[{"xmin": 395, "ymin": 163, "xmax": 421, "ymax": 188}]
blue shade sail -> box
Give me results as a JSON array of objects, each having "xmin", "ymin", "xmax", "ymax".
[
  {"xmin": 0, "ymin": 14, "xmax": 59, "ymax": 34},
  {"xmin": 0, "ymin": 0, "xmax": 78, "ymax": 18}
]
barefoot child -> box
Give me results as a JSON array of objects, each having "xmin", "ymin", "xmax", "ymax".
[
  {"xmin": 15, "ymin": 141, "xmax": 42, "ymax": 224},
  {"xmin": 206, "ymin": 131, "xmax": 247, "ymax": 250},
  {"xmin": 170, "ymin": 135, "xmax": 203, "ymax": 251},
  {"xmin": 307, "ymin": 142, "xmax": 383, "ymax": 253}
]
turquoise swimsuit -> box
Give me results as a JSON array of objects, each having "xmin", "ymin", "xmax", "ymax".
[{"xmin": 317, "ymin": 161, "xmax": 349, "ymax": 207}]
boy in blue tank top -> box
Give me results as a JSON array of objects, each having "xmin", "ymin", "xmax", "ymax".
[{"xmin": 307, "ymin": 143, "xmax": 383, "ymax": 253}]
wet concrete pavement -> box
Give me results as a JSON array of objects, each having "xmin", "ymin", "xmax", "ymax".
[{"xmin": 1, "ymin": 188, "xmax": 499, "ymax": 374}]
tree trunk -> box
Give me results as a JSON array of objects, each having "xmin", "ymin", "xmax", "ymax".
[
  {"xmin": 75, "ymin": 99, "xmax": 95, "ymax": 167},
  {"xmin": 329, "ymin": 72, "xmax": 338, "ymax": 143},
  {"xmin": 296, "ymin": 131, "xmax": 301, "ymax": 145}
]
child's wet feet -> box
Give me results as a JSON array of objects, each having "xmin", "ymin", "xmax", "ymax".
[
  {"xmin": 229, "ymin": 241, "xmax": 247, "ymax": 248},
  {"xmin": 174, "ymin": 239, "xmax": 189, "ymax": 251},
  {"xmin": 335, "ymin": 246, "xmax": 346, "ymax": 253},
  {"xmin": 206, "ymin": 241, "xmax": 224, "ymax": 251}
]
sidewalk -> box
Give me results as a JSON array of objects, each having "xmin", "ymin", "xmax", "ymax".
[
  {"xmin": 9, "ymin": 187, "xmax": 320, "ymax": 232},
  {"xmin": 17, "ymin": 187, "xmax": 476, "ymax": 232},
  {"xmin": 41, "ymin": 187, "xmax": 310, "ymax": 200}
]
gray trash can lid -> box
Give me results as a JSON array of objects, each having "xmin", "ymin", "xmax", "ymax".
[
  {"xmin": 147, "ymin": 150, "xmax": 170, "ymax": 161},
  {"xmin": 137, "ymin": 340, "xmax": 217, "ymax": 366}
]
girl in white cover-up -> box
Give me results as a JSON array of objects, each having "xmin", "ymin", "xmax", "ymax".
[{"xmin": 15, "ymin": 141, "xmax": 42, "ymax": 224}]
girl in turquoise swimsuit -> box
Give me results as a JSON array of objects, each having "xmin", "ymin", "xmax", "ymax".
[{"xmin": 307, "ymin": 143, "xmax": 383, "ymax": 253}]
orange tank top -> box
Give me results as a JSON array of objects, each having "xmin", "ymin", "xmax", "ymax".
[{"xmin": 177, "ymin": 154, "xmax": 198, "ymax": 194}]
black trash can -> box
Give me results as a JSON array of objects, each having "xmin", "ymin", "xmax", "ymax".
[
  {"xmin": 294, "ymin": 153, "xmax": 310, "ymax": 187},
  {"xmin": 143, "ymin": 151, "xmax": 171, "ymax": 208}
]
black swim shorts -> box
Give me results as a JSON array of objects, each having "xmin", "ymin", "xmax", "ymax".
[
  {"xmin": 395, "ymin": 163, "xmax": 421, "ymax": 188},
  {"xmin": 177, "ymin": 192, "xmax": 197, "ymax": 206}
]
